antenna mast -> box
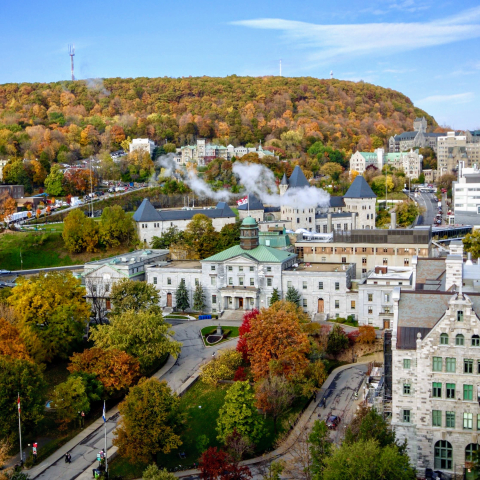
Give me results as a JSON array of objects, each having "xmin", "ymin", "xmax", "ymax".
[
  {"xmin": 330, "ymin": 70, "xmax": 333, "ymax": 80},
  {"xmin": 68, "ymin": 44, "xmax": 75, "ymax": 81}
]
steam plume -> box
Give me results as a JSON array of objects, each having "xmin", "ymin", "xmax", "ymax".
[
  {"xmin": 185, "ymin": 170, "xmax": 233, "ymax": 202},
  {"xmin": 155, "ymin": 153, "xmax": 178, "ymax": 177}
]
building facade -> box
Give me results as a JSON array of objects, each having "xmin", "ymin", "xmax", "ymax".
[{"xmin": 130, "ymin": 138, "xmax": 156, "ymax": 157}]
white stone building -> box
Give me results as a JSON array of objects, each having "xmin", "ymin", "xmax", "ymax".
[
  {"xmin": 133, "ymin": 199, "xmax": 236, "ymax": 245},
  {"xmin": 129, "ymin": 138, "xmax": 156, "ymax": 158}
]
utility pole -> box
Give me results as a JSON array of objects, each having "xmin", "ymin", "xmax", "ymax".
[
  {"xmin": 89, "ymin": 156, "xmax": 94, "ymax": 218},
  {"xmin": 17, "ymin": 394, "xmax": 23, "ymax": 465}
]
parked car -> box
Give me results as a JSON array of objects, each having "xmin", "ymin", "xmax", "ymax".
[
  {"xmin": 326, "ymin": 415, "xmax": 341, "ymax": 430},
  {"xmin": 0, "ymin": 270, "xmax": 11, "ymax": 275}
]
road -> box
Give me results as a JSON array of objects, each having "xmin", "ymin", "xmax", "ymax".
[
  {"xmin": 412, "ymin": 191, "xmax": 438, "ymax": 226},
  {"xmin": 28, "ymin": 319, "xmax": 242, "ymax": 480}
]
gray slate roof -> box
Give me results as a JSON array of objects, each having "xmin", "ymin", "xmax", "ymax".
[
  {"xmin": 288, "ymin": 166, "xmax": 310, "ymax": 189},
  {"xmin": 343, "ymin": 176, "xmax": 376, "ymax": 199},
  {"xmin": 315, "ymin": 212, "xmax": 353, "ymax": 219},
  {"xmin": 133, "ymin": 199, "xmax": 235, "ymax": 222},
  {"xmin": 237, "ymin": 194, "xmax": 264, "ymax": 211},
  {"xmin": 280, "ymin": 173, "xmax": 288, "ymax": 185},
  {"xmin": 415, "ymin": 259, "xmax": 446, "ymax": 287},
  {"xmin": 329, "ymin": 196, "xmax": 345, "ymax": 208}
]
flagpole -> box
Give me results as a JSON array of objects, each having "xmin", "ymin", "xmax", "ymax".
[{"xmin": 18, "ymin": 393, "xmax": 22, "ymax": 465}]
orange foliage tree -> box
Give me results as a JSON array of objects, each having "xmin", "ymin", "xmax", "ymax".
[
  {"xmin": 246, "ymin": 302, "xmax": 310, "ymax": 381},
  {"xmin": 0, "ymin": 193, "xmax": 16, "ymax": 221},
  {"xmin": 68, "ymin": 347, "xmax": 141, "ymax": 397},
  {"xmin": 0, "ymin": 318, "xmax": 31, "ymax": 361},
  {"xmin": 357, "ymin": 325, "xmax": 376, "ymax": 344}
]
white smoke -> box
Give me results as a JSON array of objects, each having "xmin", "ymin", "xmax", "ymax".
[
  {"xmin": 185, "ymin": 170, "xmax": 233, "ymax": 202},
  {"xmin": 155, "ymin": 153, "xmax": 177, "ymax": 178},
  {"xmin": 84, "ymin": 78, "xmax": 110, "ymax": 96},
  {"xmin": 232, "ymin": 162, "xmax": 330, "ymax": 208}
]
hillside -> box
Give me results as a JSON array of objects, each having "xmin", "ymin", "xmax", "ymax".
[{"xmin": 0, "ymin": 76, "xmax": 436, "ymax": 163}]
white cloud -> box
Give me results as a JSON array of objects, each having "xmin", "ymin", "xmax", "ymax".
[
  {"xmin": 232, "ymin": 7, "xmax": 480, "ymax": 67},
  {"xmin": 416, "ymin": 92, "xmax": 474, "ymax": 104}
]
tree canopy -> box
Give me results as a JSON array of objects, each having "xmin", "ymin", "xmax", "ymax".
[{"xmin": 110, "ymin": 278, "xmax": 161, "ymax": 315}]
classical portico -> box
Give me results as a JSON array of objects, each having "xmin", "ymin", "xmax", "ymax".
[{"xmin": 220, "ymin": 286, "xmax": 259, "ymax": 311}]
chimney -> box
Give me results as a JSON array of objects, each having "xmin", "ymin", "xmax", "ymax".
[
  {"xmin": 391, "ymin": 212, "xmax": 397, "ymax": 229},
  {"xmin": 327, "ymin": 212, "xmax": 332, "ymax": 233}
]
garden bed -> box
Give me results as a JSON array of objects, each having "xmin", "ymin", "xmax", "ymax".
[{"xmin": 200, "ymin": 326, "xmax": 239, "ymax": 346}]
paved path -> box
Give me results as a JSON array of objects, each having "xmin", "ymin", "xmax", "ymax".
[
  {"xmin": 26, "ymin": 319, "xmax": 242, "ymax": 480},
  {"xmin": 414, "ymin": 191, "xmax": 437, "ymax": 226}
]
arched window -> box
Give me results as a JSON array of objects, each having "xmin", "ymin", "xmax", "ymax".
[
  {"xmin": 466, "ymin": 443, "xmax": 479, "ymax": 462},
  {"xmin": 456, "ymin": 334, "xmax": 465, "ymax": 346},
  {"xmin": 458, "ymin": 311, "xmax": 464, "ymax": 322},
  {"xmin": 472, "ymin": 335, "xmax": 480, "ymax": 347},
  {"xmin": 440, "ymin": 333, "xmax": 449, "ymax": 345},
  {"xmin": 434, "ymin": 440, "xmax": 453, "ymax": 469}
]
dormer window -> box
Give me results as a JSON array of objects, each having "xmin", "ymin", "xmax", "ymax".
[{"xmin": 457, "ymin": 311, "xmax": 464, "ymax": 322}]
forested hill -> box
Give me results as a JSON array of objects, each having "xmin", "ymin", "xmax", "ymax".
[{"xmin": 0, "ymin": 76, "xmax": 436, "ymax": 161}]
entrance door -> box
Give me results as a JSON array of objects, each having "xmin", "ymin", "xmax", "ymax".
[
  {"xmin": 318, "ymin": 298, "xmax": 324, "ymax": 313},
  {"xmin": 238, "ymin": 298, "xmax": 244, "ymax": 309},
  {"xmin": 167, "ymin": 293, "xmax": 172, "ymax": 307},
  {"xmin": 383, "ymin": 319, "xmax": 390, "ymax": 329}
]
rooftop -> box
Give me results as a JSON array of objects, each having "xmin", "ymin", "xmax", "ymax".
[
  {"xmin": 85, "ymin": 249, "xmax": 169, "ymax": 267},
  {"xmin": 149, "ymin": 260, "xmax": 202, "ymax": 269},
  {"xmin": 288, "ymin": 165, "xmax": 310, "ymax": 189},
  {"xmin": 415, "ymin": 258, "xmax": 446, "ymax": 287},
  {"xmin": 367, "ymin": 266, "xmax": 413, "ymax": 281},
  {"xmin": 343, "ymin": 176, "xmax": 376, "ymax": 199},
  {"xmin": 287, "ymin": 262, "xmax": 353, "ymax": 273},
  {"xmin": 202, "ymin": 244, "xmax": 296, "ymax": 263}
]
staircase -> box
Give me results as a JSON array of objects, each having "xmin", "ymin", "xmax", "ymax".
[
  {"xmin": 220, "ymin": 310, "xmax": 246, "ymax": 322},
  {"xmin": 314, "ymin": 313, "xmax": 328, "ymax": 322}
]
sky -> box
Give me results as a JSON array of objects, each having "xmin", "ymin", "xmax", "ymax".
[{"xmin": 1, "ymin": 0, "xmax": 479, "ymax": 129}]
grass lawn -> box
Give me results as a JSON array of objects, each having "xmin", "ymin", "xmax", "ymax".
[
  {"xmin": 0, "ymin": 231, "xmax": 132, "ymax": 271},
  {"xmin": 201, "ymin": 326, "xmax": 240, "ymax": 345},
  {"xmin": 164, "ymin": 315, "xmax": 191, "ymax": 320},
  {"xmin": 109, "ymin": 379, "xmax": 310, "ymax": 478}
]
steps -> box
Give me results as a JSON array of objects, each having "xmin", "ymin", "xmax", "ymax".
[{"xmin": 220, "ymin": 310, "xmax": 246, "ymax": 321}]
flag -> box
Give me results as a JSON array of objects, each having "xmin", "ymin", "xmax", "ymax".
[
  {"xmin": 237, "ymin": 196, "xmax": 248, "ymax": 206},
  {"xmin": 102, "ymin": 402, "xmax": 106, "ymax": 423},
  {"xmin": 17, "ymin": 394, "xmax": 20, "ymax": 414}
]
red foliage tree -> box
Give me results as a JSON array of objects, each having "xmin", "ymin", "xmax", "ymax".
[
  {"xmin": 347, "ymin": 330, "xmax": 360, "ymax": 346},
  {"xmin": 199, "ymin": 447, "xmax": 228, "ymax": 480},
  {"xmin": 233, "ymin": 366, "xmax": 246, "ymax": 382},
  {"xmin": 236, "ymin": 309, "xmax": 258, "ymax": 362}
]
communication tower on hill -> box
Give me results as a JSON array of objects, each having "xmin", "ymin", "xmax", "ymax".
[
  {"xmin": 330, "ymin": 70, "xmax": 333, "ymax": 79},
  {"xmin": 68, "ymin": 44, "xmax": 75, "ymax": 81}
]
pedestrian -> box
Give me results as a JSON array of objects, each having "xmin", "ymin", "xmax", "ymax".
[
  {"xmin": 65, "ymin": 453, "xmax": 69, "ymax": 463},
  {"xmin": 313, "ymin": 392, "xmax": 317, "ymax": 401},
  {"xmin": 81, "ymin": 411, "xmax": 85, "ymax": 427}
]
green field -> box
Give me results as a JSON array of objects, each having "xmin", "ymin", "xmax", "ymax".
[{"xmin": 0, "ymin": 231, "xmax": 132, "ymax": 271}]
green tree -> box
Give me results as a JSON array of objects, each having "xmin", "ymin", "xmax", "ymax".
[
  {"xmin": 218, "ymin": 221, "xmax": 241, "ymax": 250},
  {"xmin": 142, "ymin": 464, "xmax": 177, "ymax": 480},
  {"xmin": 8, "ymin": 271, "xmax": 90, "ymax": 363},
  {"xmin": 201, "ymin": 349, "xmax": 243, "ymax": 387},
  {"xmin": 175, "ymin": 278, "xmax": 190, "ymax": 312},
  {"xmin": 62, "ymin": 209, "xmax": 100, "ymax": 253},
  {"xmin": 193, "ymin": 283, "xmax": 206, "ymax": 312},
  {"xmin": 464, "ymin": 230, "xmax": 480, "ymax": 259},
  {"xmin": 70, "ymin": 372, "xmax": 104, "ymax": 404},
  {"xmin": 114, "ymin": 378, "xmax": 184, "ymax": 465},
  {"xmin": 99, "ymin": 205, "xmax": 137, "ymax": 248},
  {"xmin": 308, "ymin": 420, "xmax": 332, "ymax": 478},
  {"xmin": 217, "ymin": 381, "xmax": 265, "ymax": 443},
  {"xmin": 261, "ymin": 461, "xmax": 285, "ymax": 480},
  {"xmin": 150, "ymin": 226, "xmax": 184, "ymax": 249},
  {"xmin": 269, "ymin": 288, "xmax": 280, "ymax": 305},
  {"xmin": 44, "ymin": 164, "xmax": 65, "ymax": 196},
  {"xmin": 110, "ymin": 278, "xmax": 161, "ymax": 315},
  {"xmin": 285, "ymin": 286, "xmax": 301, "ymax": 306},
  {"xmin": 395, "ymin": 201, "xmax": 421, "ymax": 227},
  {"xmin": 51, "ymin": 375, "xmax": 90, "ymax": 429},
  {"xmin": 418, "ymin": 172, "xmax": 425, "ymax": 185},
  {"xmin": 90, "ymin": 309, "xmax": 181, "ymax": 373},
  {"xmin": 0, "ymin": 357, "xmax": 47, "ymax": 442},
  {"xmin": 322, "ymin": 439, "xmax": 416, "ymax": 480},
  {"xmin": 183, "ymin": 214, "xmax": 220, "ymax": 259},
  {"xmin": 326, "ymin": 324, "xmax": 349, "ymax": 355},
  {"xmin": 320, "ymin": 162, "xmax": 343, "ymax": 181}
]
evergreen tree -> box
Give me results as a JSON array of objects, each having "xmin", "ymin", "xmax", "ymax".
[
  {"xmin": 269, "ymin": 288, "xmax": 280, "ymax": 306},
  {"xmin": 175, "ymin": 279, "xmax": 190, "ymax": 312},
  {"xmin": 285, "ymin": 286, "xmax": 301, "ymax": 306},
  {"xmin": 193, "ymin": 283, "xmax": 206, "ymax": 312}
]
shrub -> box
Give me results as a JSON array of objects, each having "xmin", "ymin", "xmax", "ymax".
[
  {"xmin": 201, "ymin": 349, "xmax": 243, "ymax": 387},
  {"xmin": 358, "ymin": 326, "xmax": 376, "ymax": 344}
]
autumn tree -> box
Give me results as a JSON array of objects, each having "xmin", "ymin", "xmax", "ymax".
[
  {"xmin": 0, "ymin": 194, "xmax": 16, "ymax": 222},
  {"xmin": 247, "ymin": 304, "xmax": 310, "ymax": 380},
  {"xmin": 182, "ymin": 214, "xmax": 220, "ymax": 259},
  {"xmin": 99, "ymin": 205, "xmax": 137, "ymax": 248},
  {"xmin": 8, "ymin": 271, "xmax": 90, "ymax": 362},
  {"xmin": 175, "ymin": 278, "xmax": 190, "ymax": 312},
  {"xmin": 199, "ymin": 447, "xmax": 228, "ymax": 480},
  {"xmin": 51, "ymin": 375, "xmax": 90, "ymax": 430},
  {"xmin": 437, "ymin": 173, "xmax": 456, "ymax": 192},
  {"xmin": 218, "ymin": 221, "xmax": 241, "ymax": 251},
  {"xmin": 68, "ymin": 347, "xmax": 141, "ymax": 397},
  {"xmin": 62, "ymin": 208, "xmax": 100, "ymax": 253},
  {"xmin": 217, "ymin": 381, "xmax": 264, "ymax": 444},
  {"xmin": 201, "ymin": 349, "xmax": 243, "ymax": 387},
  {"xmin": 151, "ymin": 226, "xmax": 184, "ymax": 249},
  {"xmin": 236, "ymin": 309, "xmax": 258, "ymax": 362},
  {"xmin": 357, "ymin": 325, "xmax": 376, "ymax": 344},
  {"xmin": 90, "ymin": 309, "xmax": 181, "ymax": 373},
  {"xmin": 110, "ymin": 278, "xmax": 161, "ymax": 315},
  {"xmin": 142, "ymin": 464, "xmax": 177, "ymax": 480},
  {"xmin": 0, "ymin": 357, "xmax": 47, "ymax": 441},
  {"xmin": 114, "ymin": 378, "xmax": 184, "ymax": 464},
  {"xmin": 0, "ymin": 318, "xmax": 31, "ymax": 361},
  {"xmin": 395, "ymin": 200, "xmax": 421, "ymax": 227},
  {"xmin": 255, "ymin": 375, "xmax": 295, "ymax": 433}
]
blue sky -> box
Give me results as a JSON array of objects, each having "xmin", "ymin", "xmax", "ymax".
[{"xmin": 1, "ymin": 0, "xmax": 479, "ymax": 129}]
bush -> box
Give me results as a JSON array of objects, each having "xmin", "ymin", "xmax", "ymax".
[
  {"xmin": 358, "ymin": 326, "xmax": 376, "ymax": 344},
  {"xmin": 201, "ymin": 349, "xmax": 243, "ymax": 387}
]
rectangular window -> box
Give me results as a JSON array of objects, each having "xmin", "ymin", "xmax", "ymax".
[
  {"xmin": 477, "ymin": 414, "xmax": 480, "ymax": 431},
  {"xmin": 432, "ymin": 410, "xmax": 442, "ymax": 427},
  {"xmin": 446, "ymin": 411, "xmax": 455, "ymax": 428},
  {"xmin": 167, "ymin": 277, "xmax": 171, "ymax": 285},
  {"xmin": 335, "ymin": 300, "xmax": 339, "ymax": 309},
  {"xmin": 433, "ymin": 357, "xmax": 442, "ymax": 372},
  {"xmin": 432, "ymin": 382, "xmax": 442, "ymax": 398},
  {"xmin": 321, "ymin": 257, "xmax": 326, "ymax": 262},
  {"xmin": 267, "ymin": 278, "xmax": 272, "ymax": 287},
  {"xmin": 211, "ymin": 265, "xmax": 216, "ymax": 271},
  {"xmin": 403, "ymin": 359, "xmax": 411, "ymax": 369},
  {"xmin": 287, "ymin": 281, "xmax": 292, "ymax": 288},
  {"xmin": 457, "ymin": 311, "xmax": 464, "ymax": 321},
  {"xmin": 211, "ymin": 277, "xmax": 216, "ymax": 286},
  {"xmin": 153, "ymin": 277, "xmax": 157, "ymax": 285},
  {"xmin": 464, "ymin": 412, "xmax": 473, "ymax": 430},
  {"xmin": 318, "ymin": 282, "xmax": 324, "ymax": 290},
  {"xmin": 249, "ymin": 278, "xmax": 254, "ymax": 286},
  {"xmin": 464, "ymin": 384, "xmax": 473, "ymax": 401},
  {"xmin": 239, "ymin": 266, "xmax": 243, "ymax": 272},
  {"xmin": 195, "ymin": 278, "xmax": 199, "ymax": 286},
  {"xmin": 368, "ymin": 294, "xmax": 373, "ymax": 302},
  {"xmin": 351, "ymin": 300, "xmax": 356, "ymax": 309},
  {"xmin": 228, "ymin": 266, "xmax": 233, "ymax": 271},
  {"xmin": 303, "ymin": 299, "xmax": 307, "ymax": 308},
  {"xmin": 383, "ymin": 258, "xmax": 388, "ymax": 265},
  {"xmin": 212, "ymin": 295, "xmax": 217, "ymax": 304},
  {"xmin": 239, "ymin": 278, "xmax": 244, "ymax": 286},
  {"xmin": 303, "ymin": 281, "xmax": 307, "ymax": 290},
  {"xmin": 403, "ymin": 384, "xmax": 411, "ymax": 395},
  {"xmin": 335, "ymin": 282, "xmax": 339, "ymax": 291},
  {"xmin": 368, "ymin": 307, "xmax": 373, "ymax": 314},
  {"xmin": 341, "ymin": 257, "xmax": 346, "ymax": 263},
  {"xmin": 362, "ymin": 247, "xmax": 367, "ymax": 253},
  {"xmin": 404, "ymin": 258, "xmax": 410, "ymax": 266},
  {"xmin": 267, "ymin": 266, "xmax": 272, "ymax": 272},
  {"xmin": 446, "ymin": 358, "xmax": 456, "ymax": 373},
  {"xmin": 446, "ymin": 383, "xmax": 455, "ymax": 399},
  {"xmin": 229, "ymin": 277, "xmax": 233, "ymax": 285},
  {"xmin": 403, "ymin": 410, "xmax": 410, "ymax": 423},
  {"xmin": 464, "ymin": 359, "xmax": 474, "ymax": 374},
  {"xmin": 250, "ymin": 266, "xmax": 254, "ymax": 272}
]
